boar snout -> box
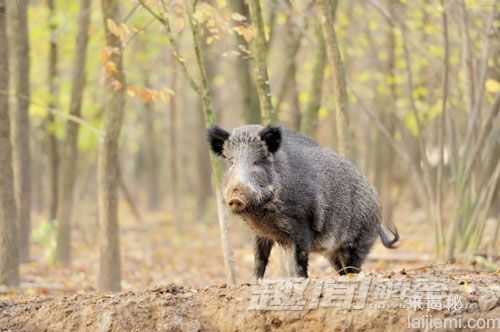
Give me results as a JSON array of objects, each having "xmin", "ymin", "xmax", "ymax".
[
  {"xmin": 228, "ymin": 197, "xmax": 246, "ymax": 212},
  {"xmin": 226, "ymin": 185, "xmax": 251, "ymax": 213}
]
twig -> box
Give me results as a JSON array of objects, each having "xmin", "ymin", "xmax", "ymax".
[
  {"xmin": 399, "ymin": 16, "xmax": 434, "ymax": 204},
  {"xmin": 462, "ymin": 93, "xmax": 500, "ymax": 189},
  {"xmin": 349, "ymin": 87, "xmax": 411, "ymax": 166},
  {"xmin": 118, "ymin": 165, "xmax": 144, "ymax": 224},
  {"xmin": 124, "ymin": 3, "xmax": 140, "ymax": 22},
  {"xmin": 472, "ymin": 0, "xmax": 498, "ymax": 120},
  {"xmin": 275, "ymin": 1, "xmax": 316, "ymax": 117},
  {"xmin": 266, "ymin": 0, "xmax": 279, "ymax": 50},
  {"xmin": 350, "ymin": 85, "xmax": 430, "ymax": 205},
  {"xmin": 0, "ymin": 89, "xmax": 101, "ymax": 137},
  {"xmin": 137, "ymin": 0, "xmax": 202, "ymax": 95},
  {"xmin": 436, "ymin": 0, "xmax": 450, "ymax": 254}
]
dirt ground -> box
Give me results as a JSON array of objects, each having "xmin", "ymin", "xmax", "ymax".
[
  {"xmin": 0, "ymin": 202, "xmax": 499, "ymax": 331},
  {"xmin": 1, "ymin": 266, "xmax": 499, "ymax": 331}
]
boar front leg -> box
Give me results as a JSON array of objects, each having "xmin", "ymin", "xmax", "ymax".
[
  {"xmin": 292, "ymin": 241, "xmax": 310, "ymax": 278},
  {"xmin": 289, "ymin": 226, "xmax": 313, "ymax": 278},
  {"xmin": 254, "ymin": 237, "xmax": 274, "ymax": 279}
]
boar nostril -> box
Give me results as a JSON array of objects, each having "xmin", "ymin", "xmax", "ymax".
[{"xmin": 228, "ymin": 198, "xmax": 246, "ymax": 212}]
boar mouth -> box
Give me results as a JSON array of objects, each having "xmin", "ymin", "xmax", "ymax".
[{"xmin": 229, "ymin": 187, "xmax": 277, "ymax": 215}]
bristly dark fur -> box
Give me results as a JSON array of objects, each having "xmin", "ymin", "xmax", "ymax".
[
  {"xmin": 207, "ymin": 124, "xmax": 399, "ymax": 279},
  {"xmin": 207, "ymin": 126, "xmax": 230, "ymax": 156}
]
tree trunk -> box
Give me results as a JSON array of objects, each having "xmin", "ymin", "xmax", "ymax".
[
  {"xmin": 138, "ymin": 0, "xmax": 237, "ymax": 285},
  {"xmin": 196, "ymin": 31, "xmax": 218, "ymax": 221},
  {"xmin": 98, "ymin": 0, "xmax": 126, "ymax": 292},
  {"xmin": 374, "ymin": 0, "xmax": 397, "ymax": 228},
  {"xmin": 318, "ymin": 0, "xmax": 351, "ymax": 157},
  {"xmin": 188, "ymin": 5, "xmax": 237, "ymax": 285},
  {"xmin": 168, "ymin": 52, "xmax": 179, "ymax": 227},
  {"xmin": 229, "ymin": 0, "xmax": 261, "ymax": 124},
  {"xmin": 143, "ymin": 77, "xmax": 160, "ymax": 211},
  {"xmin": 196, "ymin": 100, "xmax": 212, "ymax": 221},
  {"xmin": 55, "ymin": 0, "xmax": 91, "ymax": 266},
  {"xmin": 284, "ymin": 2, "xmax": 301, "ymax": 131},
  {"xmin": 248, "ymin": 0, "xmax": 276, "ymax": 124},
  {"xmin": 0, "ymin": 0, "xmax": 20, "ymax": 286},
  {"xmin": 300, "ymin": 22, "xmax": 326, "ymax": 137},
  {"xmin": 247, "ymin": 0, "xmax": 294, "ymax": 276},
  {"xmin": 9, "ymin": 0, "xmax": 31, "ymax": 262},
  {"xmin": 47, "ymin": 0, "xmax": 59, "ymax": 223}
]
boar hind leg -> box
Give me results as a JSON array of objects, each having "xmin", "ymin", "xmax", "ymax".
[
  {"xmin": 255, "ymin": 237, "xmax": 274, "ymax": 279},
  {"xmin": 291, "ymin": 241, "xmax": 310, "ymax": 278},
  {"xmin": 288, "ymin": 227, "xmax": 313, "ymax": 278},
  {"xmin": 328, "ymin": 246, "xmax": 367, "ymax": 275}
]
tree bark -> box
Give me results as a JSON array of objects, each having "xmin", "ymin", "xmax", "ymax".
[
  {"xmin": 284, "ymin": 1, "xmax": 301, "ymax": 130},
  {"xmin": 300, "ymin": 22, "xmax": 326, "ymax": 137},
  {"xmin": 435, "ymin": 0, "xmax": 450, "ymax": 256},
  {"xmin": 228, "ymin": 0, "xmax": 261, "ymax": 124},
  {"xmin": 188, "ymin": 4, "xmax": 237, "ymax": 285},
  {"xmin": 318, "ymin": 0, "xmax": 351, "ymax": 157},
  {"xmin": 137, "ymin": 0, "xmax": 237, "ymax": 286},
  {"xmin": 55, "ymin": 0, "xmax": 91, "ymax": 266},
  {"xmin": 196, "ymin": 100, "xmax": 212, "ymax": 221},
  {"xmin": 374, "ymin": 0, "xmax": 398, "ymax": 230},
  {"xmin": 47, "ymin": 0, "xmax": 59, "ymax": 224},
  {"xmin": 0, "ymin": 0, "xmax": 20, "ymax": 286},
  {"xmin": 143, "ymin": 77, "xmax": 160, "ymax": 211},
  {"xmin": 248, "ymin": 0, "xmax": 276, "ymax": 124},
  {"xmin": 9, "ymin": 0, "xmax": 31, "ymax": 262},
  {"xmin": 98, "ymin": 0, "xmax": 126, "ymax": 292},
  {"xmin": 168, "ymin": 52, "xmax": 179, "ymax": 227},
  {"xmin": 196, "ymin": 29, "xmax": 219, "ymax": 221}
]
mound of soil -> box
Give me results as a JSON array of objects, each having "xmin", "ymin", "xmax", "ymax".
[{"xmin": 1, "ymin": 266, "xmax": 499, "ymax": 332}]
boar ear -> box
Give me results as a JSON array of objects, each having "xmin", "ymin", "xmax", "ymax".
[
  {"xmin": 259, "ymin": 126, "xmax": 282, "ymax": 154},
  {"xmin": 207, "ymin": 125, "xmax": 230, "ymax": 157}
]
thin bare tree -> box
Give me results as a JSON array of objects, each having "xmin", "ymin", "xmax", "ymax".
[
  {"xmin": 47, "ymin": 0, "xmax": 60, "ymax": 224},
  {"xmin": 97, "ymin": 0, "xmax": 126, "ymax": 292},
  {"xmin": 138, "ymin": 0, "xmax": 237, "ymax": 285},
  {"xmin": 248, "ymin": 0, "xmax": 276, "ymax": 124},
  {"xmin": 9, "ymin": 0, "xmax": 31, "ymax": 262},
  {"xmin": 142, "ymin": 75, "xmax": 160, "ymax": 211},
  {"xmin": 0, "ymin": 0, "xmax": 20, "ymax": 287},
  {"xmin": 55, "ymin": 0, "xmax": 92, "ymax": 265},
  {"xmin": 229, "ymin": 0, "xmax": 261, "ymax": 124},
  {"xmin": 301, "ymin": 22, "xmax": 326, "ymax": 137},
  {"xmin": 318, "ymin": 0, "xmax": 351, "ymax": 156}
]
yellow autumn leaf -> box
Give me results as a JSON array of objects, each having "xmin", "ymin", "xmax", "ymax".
[
  {"xmin": 231, "ymin": 13, "xmax": 246, "ymax": 22},
  {"xmin": 174, "ymin": 16, "xmax": 185, "ymax": 32},
  {"xmin": 106, "ymin": 18, "xmax": 121, "ymax": 38},
  {"xmin": 299, "ymin": 91, "xmax": 310, "ymax": 105},
  {"xmin": 485, "ymin": 79, "xmax": 500, "ymax": 93},
  {"xmin": 277, "ymin": 13, "xmax": 287, "ymax": 25},
  {"xmin": 318, "ymin": 107, "xmax": 328, "ymax": 119},
  {"xmin": 233, "ymin": 25, "xmax": 255, "ymax": 43},
  {"xmin": 105, "ymin": 61, "xmax": 117, "ymax": 74},
  {"xmin": 119, "ymin": 23, "xmax": 130, "ymax": 41},
  {"xmin": 111, "ymin": 80, "xmax": 123, "ymax": 91},
  {"xmin": 101, "ymin": 47, "xmax": 112, "ymax": 63},
  {"xmin": 127, "ymin": 85, "xmax": 138, "ymax": 97}
]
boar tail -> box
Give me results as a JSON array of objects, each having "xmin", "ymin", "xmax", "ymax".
[{"xmin": 377, "ymin": 222, "xmax": 400, "ymax": 249}]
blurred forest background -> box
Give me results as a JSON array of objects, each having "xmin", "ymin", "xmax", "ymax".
[{"xmin": 0, "ymin": 0, "xmax": 499, "ymax": 294}]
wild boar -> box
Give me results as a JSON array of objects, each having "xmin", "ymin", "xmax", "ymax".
[{"xmin": 208, "ymin": 124, "xmax": 399, "ymax": 278}]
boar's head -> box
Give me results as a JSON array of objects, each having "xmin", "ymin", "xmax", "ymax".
[{"xmin": 207, "ymin": 125, "xmax": 282, "ymax": 214}]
